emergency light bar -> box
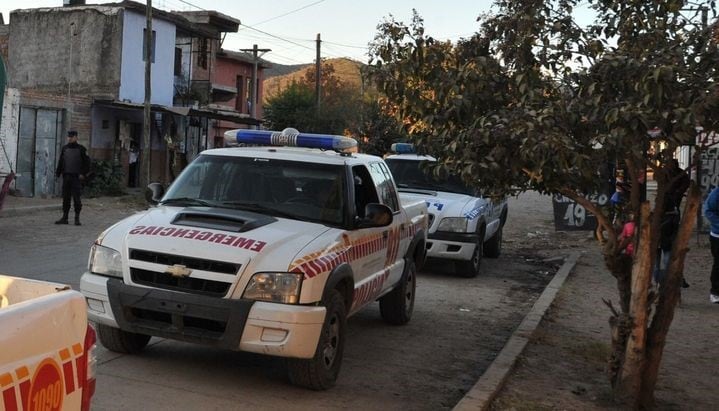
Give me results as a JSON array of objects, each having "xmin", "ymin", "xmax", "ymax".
[
  {"xmin": 391, "ymin": 143, "xmax": 416, "ymax": 154},
  {"xmin": 224, "ymin": 128, "xmax": 357, "ymax": 151}
]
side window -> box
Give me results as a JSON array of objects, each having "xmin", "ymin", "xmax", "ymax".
[
  {"xmin": 368, "ymin": 162, "xmax": 400, "ymax": 212},
  {"xmin": 352, "ymin": 165, "xmax": 380, "ymax": 218},
  {"xmin": 379, "ymin": 162, "xmax": 400, "ymax": 212}
]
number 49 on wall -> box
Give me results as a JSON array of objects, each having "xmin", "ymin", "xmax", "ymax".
[{"xmin": 563, "ymin": 203, "xmax": 586, "ymax": 227}]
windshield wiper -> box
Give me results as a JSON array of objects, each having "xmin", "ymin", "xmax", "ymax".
[
  {"xmin": 160, "ymin": 197, "xmax": 215, "ymax": 207},
  {"xmin": 219, "ymin": 201, "xmax": 299, "ymax": 219}
]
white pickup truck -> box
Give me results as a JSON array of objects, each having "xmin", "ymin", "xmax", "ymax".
[
  {"xmin": 0, "ymin": 275, "xmax": 96, "ymax": 411},
  {"xmin": 385, "ymin": 145, "xmax": 507, "ymax": 277},
  {"xmin": 80, "ymin": 129, "xmax": 427, "ymax": 390}
]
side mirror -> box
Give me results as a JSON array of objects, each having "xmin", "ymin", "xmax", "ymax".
[
  {"xmin": 145, "ymin": 182, "xmax": 165, "ymax": 205},
  {"xmin": 358, "ymin": 203, "xmax": 393, "ymax": 228}
]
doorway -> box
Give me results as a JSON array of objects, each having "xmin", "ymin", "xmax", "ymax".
[{"xmin": 15, "ymin": 107, "xmax": 63, "ymax": 197}]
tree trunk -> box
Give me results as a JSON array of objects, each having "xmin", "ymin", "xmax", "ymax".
[
  {"xmin": 638, "ymin": 184, "xmax": 701, "ymax": 409},
  {"xmin": 616, "ymin": 202, "xmax": 653, "ymax": 407}
]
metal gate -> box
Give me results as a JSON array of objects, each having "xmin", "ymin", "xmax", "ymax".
[{"xmin": 15, "ymin": 107, "xmax": 63, "ymax": 197}]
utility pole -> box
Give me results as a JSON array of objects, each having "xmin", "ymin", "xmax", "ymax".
[
  {"xmin": 315, "ymin": 33, "xmax": 321, "ymax": 115},
  {"xmin": 240, "ymin": 44, "xmax": 271, "ymax": 128},
  {"xmin": 142, "ymin": 0, "xmax": 153, "ymax": 187}
]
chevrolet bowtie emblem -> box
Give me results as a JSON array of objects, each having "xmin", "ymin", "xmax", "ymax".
[{"xmin": 166, "ymin": 264, "xmax": 192, "ymax": 278}]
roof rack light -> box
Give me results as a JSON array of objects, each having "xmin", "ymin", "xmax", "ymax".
[
  {"xmin": 390, "ymin": 143, "xmax": 416, "ymax": 154},
  {"xmin": 224, "ymin": 128, "xmax": 357, "ymax": 151}
]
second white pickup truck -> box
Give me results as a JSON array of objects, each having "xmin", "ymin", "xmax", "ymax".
[
  {"xmin": 385, "ymin": 144, "xmax": 507, "ymax": 277},
  {"xmin": 80, "ymin": 129, "xmax": 427, "ymax": 390}
]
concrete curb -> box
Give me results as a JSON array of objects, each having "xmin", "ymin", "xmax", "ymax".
[{"xmin": 453, "ymin": 251, "xmax": 582, "ymax": 411}]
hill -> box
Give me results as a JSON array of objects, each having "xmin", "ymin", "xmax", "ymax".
[
  {"xmin": 263, "ymin": 58, "xmax": 365, "ymax": 103},
  {"xmin": 264, "ymin": 63, "xmax": 310, "ymax": 79}
]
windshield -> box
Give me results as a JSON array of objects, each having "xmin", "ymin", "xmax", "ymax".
[
  {"xmin": 163, "ymin": 154, "xmax": 347, "ymax": 226},
  {"xmin": 385, "ymin": 158, "xmax": 475, "ymax": 196}
]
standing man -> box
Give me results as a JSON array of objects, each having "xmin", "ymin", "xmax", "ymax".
[
  {"xmin": 703, "ymin": 185, "xmax": 719, "ymax": 304},
  {"xmin": 128, "ymin": 141, "xmax": 139, "ymax": 188},
  {"xmin": 55, "ymin": 130, "xmax": 90, "ymax": 226}
]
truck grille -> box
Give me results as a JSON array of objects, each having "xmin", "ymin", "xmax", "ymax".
[
  {"xmin": 129, "ymin": 249, "xmax": 240, "ymax": 275},
  {"xmin": 129, "ymin": 249, "xmax": 240, "ymax": 297},
  {"xmin": 130, "ymin": 268, "xmax": 231, "ymax": 297}
]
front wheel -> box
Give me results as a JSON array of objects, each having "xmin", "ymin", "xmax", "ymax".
[
  {"xmin": 379, "ymin": 260, "xmax": 416, "ymax": 325},
  {"xmin": 287, "ymin": 289, "xmax": 347, "ymax": 390},
  {"xmin": 456, "ymin": 236, "xmax": 482, "ymax": 277},
  {"xmin": 484, "ymin": 226, "xmax": 503, "ymax": 258},
  {"xmin": 96, "ymin": 323, "xmax": 151, "ymax": 354}
]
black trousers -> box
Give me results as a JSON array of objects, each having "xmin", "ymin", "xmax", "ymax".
[
  {"xmin": 710, "ymin": 236, "xmax": 719, "ymax": 295},
  {"xmin": 61, "ymin": 173, "xmax": 83, "ymax": 216}
]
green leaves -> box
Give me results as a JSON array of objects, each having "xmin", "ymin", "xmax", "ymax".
[{"xmin": 367, "ymin": 0, "xmax": 719, "ymax": 201}]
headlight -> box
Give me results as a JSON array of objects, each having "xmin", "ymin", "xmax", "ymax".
[
  {"xmin": 89, "ymin": 244, "xmax": 123, "ymax": 278},
  {"xmin": 243, "ymin": 272, "xmax": 302, "ymax": 304},
  {"xmin": 437, "ymin": 217, "xmax": 468, "ymax": 232}
]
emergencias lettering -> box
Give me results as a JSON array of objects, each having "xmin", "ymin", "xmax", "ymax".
[{"xmin": 129, "ymin": 226, "xmax": 267, "ymax": 252}]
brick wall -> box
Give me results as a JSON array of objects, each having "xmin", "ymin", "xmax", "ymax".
[{"xmin": 18, "ymin": 90, "xmax": 94, "ymax": 149}]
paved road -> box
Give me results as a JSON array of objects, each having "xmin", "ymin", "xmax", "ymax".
[{"xmin": 0, "ymin": 194, "xmax": 555, "ymax": 410}]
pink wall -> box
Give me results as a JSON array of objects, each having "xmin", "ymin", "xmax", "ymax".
[{"xmin": 215, "ymin": 56, "xmax": 265, "ymax": 119}]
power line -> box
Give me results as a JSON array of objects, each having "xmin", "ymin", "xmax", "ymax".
[
  {"xmin": 323, "ymin": 40, "xmax": 368, "ymax": 50},
  {"xmin": 248, "ymin": 0, "xmax": 326, "ymax": 27},
  {"xmin": 242, "ymin": 25, "xmax": 315, "ymax": 52}
]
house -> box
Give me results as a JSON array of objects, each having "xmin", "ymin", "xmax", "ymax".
[
  {"xmin": 212, "ymin": 49, "xmax": 270, "ymax": 148},
  {"xmin": 173, "ymin": 11, "xmax": 269, "ymax": 150},
  {"xmin": 0, "ymin": 1, "xmax": 258, "ymax": 197}
]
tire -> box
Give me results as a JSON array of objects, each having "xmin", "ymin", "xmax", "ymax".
[
  {"xmin": 287, "ymin": 289, "xmax": 346, "ymax": 390},
  {"xmin": 97, "ymin": 323, "xmax": 151, "ymax": 354},
  {"xmin": 456, "ymin": 236, "xmax": 483, "ymax": 277},
  {"xmin": 484, "ymin": 226, "xmax": 503, "ymax": 258},
  {"xmin": 379, "ymin": 260, "xmax": 416, "ymax": 325}
]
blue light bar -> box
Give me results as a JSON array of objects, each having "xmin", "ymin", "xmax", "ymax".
[
  {"xmin": 224, "ymin": 128, "xmax": 357, "ymax": 151},
  {"xmin": 391, "ymin": 143, "xmax": 416, "ymax": 154}
]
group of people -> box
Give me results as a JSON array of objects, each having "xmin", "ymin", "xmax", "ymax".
[
  {"xmin": 616, "ymin": 160, "xmax": 691, "ymax": 290},
  {"xmin": 614, "ymin": 157, "xmax": 719, "ymax": 304}
]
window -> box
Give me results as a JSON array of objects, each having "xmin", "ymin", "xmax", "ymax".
[
  {"xmin": 174, "ymin": 47, "xmax": 182, "ymax": 76},
  {"xmin": 236, "ymin": 75, "xmax": 244, "ymax": 112},
  {"xmin": 385, "ymin": 158, "xmax": 475, "ymax": 196},
  {"xmin": 142, "ymin": 29, "xmax": 156, "ymax": 63},
  {"xmin": 164, "ymin": 155, "xmax": 347, "ymax": 226},
  {"xmin": 368, "ymin": 162, "xmax": 400, "ymax": 212},
  {"xmin": 245, "ymin": 77, "xmax": 252, "ymax": 114},
  {"xmin": 198, "ymin": 38, "xmax": 208, "ymax": 69},
  {"xmin": 352, "ymin": 165, "xmax": 380, "ymax": 218}
]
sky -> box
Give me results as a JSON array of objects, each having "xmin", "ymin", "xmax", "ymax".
[{"xmin": 0, "ymin": 0, "xmax": 594, "ymax": 65}]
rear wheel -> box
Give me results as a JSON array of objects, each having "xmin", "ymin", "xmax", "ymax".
[
  {"xmin": 96, "ymin": 324, "xmax": 151, "ymax": 354},
  {"xmin": 456, "ymin": 236, "xmax": 482, "ymax": 277},
  {"xmin": 379, "ymin": 260, "xmax": 416, "ymax": 325},
  {"xmin": 287, "ymin": 289, "xmax": 346, "ymax": 390}
]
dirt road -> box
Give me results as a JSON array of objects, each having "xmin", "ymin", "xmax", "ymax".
[{"xmin": 0, "ymin": 192, "xmax": 565, "ymax": 410}]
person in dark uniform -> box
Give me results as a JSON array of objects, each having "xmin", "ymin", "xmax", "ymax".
[{"xmin": 55, "ymin": 130, "xmax": 90, "ymax": 225}]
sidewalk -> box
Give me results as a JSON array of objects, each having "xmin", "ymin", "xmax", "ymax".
[
  {"xmin": 0, "ymin": 191, "xmax": 146, "ymax": 218},
  {"xmin": 0, "ymin": 194, "xmax": 61, "ymax": 217},
  {"xmin": 490, "ymin": 233, "xmax": 718, "ymax": 409}
]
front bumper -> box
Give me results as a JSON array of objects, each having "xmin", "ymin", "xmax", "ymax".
[
  {"xmin": 426, "ymin": 231, "xmax": 477, "ymax": 261},
  {"xmin": 80, "ymin": 273, "xmax": 326, "ymax": 359}
]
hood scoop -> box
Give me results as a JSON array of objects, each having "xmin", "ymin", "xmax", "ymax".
[{"xmin": 171, "ymin": 207, "xmax": 277, "ymax": 233}]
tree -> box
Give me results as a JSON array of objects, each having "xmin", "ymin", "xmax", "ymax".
[
  {"xmin": 353, "ymin": 98, "xmax": 408, "ymax": 156},
  {"xmin": 263, "ymin": 61, "xmax": 363, "ymax": 135},
  {"xmin": 368, "ymin": 2, "xmax": 719, "ymax": 408}
]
